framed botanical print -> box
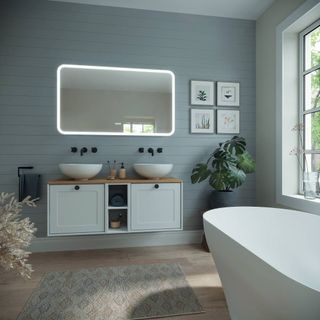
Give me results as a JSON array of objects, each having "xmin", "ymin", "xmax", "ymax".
[
  {"xmin": 217, "ymin": 82, "xmax": 240, "ymax": 106},
  {"xmin": 217, "ymin": 109, "xmax": 240, "ymax": 134},
  {"xmin": 190, "ymin": 108, "xmax": 214, "ymax": 134},
  {"xmin": 190, "ymin": 80, "xmax": 215, "ymax": 105}
]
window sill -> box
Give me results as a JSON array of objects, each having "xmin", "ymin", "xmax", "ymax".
[{"xmin": 277, "ymin": 194, "xmax": 320, "ymax": 215}]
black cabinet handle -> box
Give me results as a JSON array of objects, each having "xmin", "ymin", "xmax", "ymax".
[
  {"xmin": 154, "ymin": 184, "xmax": 159, "ymax": 189},
  {"xmin": 74, "ymin": 185, "xmax": 80, "ymax": 190}
]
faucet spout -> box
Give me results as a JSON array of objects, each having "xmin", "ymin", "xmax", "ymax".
[
  {"xmin": 147, "ymin": 148, "xmax": 154, "ymax": 156},
  {"xmin": 80, "ymin": 147, "xmax": 88, "ymax": 156}
]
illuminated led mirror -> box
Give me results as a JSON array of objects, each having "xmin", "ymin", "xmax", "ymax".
[{"xmin": 57, "ymin": 64, "xmax": 175, "ymax": 136}]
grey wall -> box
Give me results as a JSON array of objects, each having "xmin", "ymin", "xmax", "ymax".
[
  {"xmin": 0, "ymin": 0, "xmax": 256, "ymax": 237},
  {"xmin": 256, "ymin": 0, "xmax": 305, "ymax": 207}
]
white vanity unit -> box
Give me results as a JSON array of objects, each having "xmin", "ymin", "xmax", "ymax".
[{"xmin": 47, "ymin": 178, "xmax": 183, "ymax": 236}]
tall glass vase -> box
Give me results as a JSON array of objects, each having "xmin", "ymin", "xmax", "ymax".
[{"xmin": 303, "ymin": 172, "xmax": 318, "ymax": 200}]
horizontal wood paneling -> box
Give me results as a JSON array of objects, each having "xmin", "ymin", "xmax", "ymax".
[{"xmin": 0, "ymin": 0, "xmax": 256, "ymax": 237}]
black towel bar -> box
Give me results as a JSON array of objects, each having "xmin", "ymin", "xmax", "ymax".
[{"xmin": 18, "ymin": 166, "xmax": 34, "ymax": 177}]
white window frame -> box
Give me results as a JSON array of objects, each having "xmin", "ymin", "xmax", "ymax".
[
  {"xmin": 299, "ymin": 19, "xmax": 320, "ymax": 194},
  {"xmin": 276, "ymin": 0, "xmax": 320, "ymax": 214}
]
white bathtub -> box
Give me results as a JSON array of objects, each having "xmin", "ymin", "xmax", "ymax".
[{"xmin": 203, "ymin": 206, "xmax": 320, "ymax": 320}]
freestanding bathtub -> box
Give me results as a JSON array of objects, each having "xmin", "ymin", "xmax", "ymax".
[{"xmin": 203, "ymin": 206, "xmax": 320, "ymax": 320}]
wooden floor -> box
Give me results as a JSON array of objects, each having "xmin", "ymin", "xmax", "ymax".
[{"xmin": 0, "ymin": 244, "xmax": 230, "ymax": 320}]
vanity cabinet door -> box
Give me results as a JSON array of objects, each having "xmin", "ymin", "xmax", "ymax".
[
  {"xmin": 49, "ymin": 184, "xmax": 104, "ymax": 235},
  {"xmin": 131, "ymin": 183, "xmax": 181, "ymax": 231}
]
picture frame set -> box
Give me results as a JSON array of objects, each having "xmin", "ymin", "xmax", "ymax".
[{"xmin": 189, "ymin": 80, "xmax": 240, "ymax": 134}]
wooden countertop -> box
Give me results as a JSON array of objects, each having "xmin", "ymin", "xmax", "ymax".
[{"xmin": 48, "ymin": 177, "xmax": 183, "ymax": 185}]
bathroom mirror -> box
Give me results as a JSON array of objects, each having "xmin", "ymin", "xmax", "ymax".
[{"xmin": 57, "ymin": 64, "xmax": 175, "ymax": 136}]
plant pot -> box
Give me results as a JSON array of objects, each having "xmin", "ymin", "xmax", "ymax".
[
  {"xmin": 201, "ymin": 190, "xmax": 238, "ymax": 253},
  {"xmin": 209, "ymin": 190, "xmax": 238, "ymax": 209}
]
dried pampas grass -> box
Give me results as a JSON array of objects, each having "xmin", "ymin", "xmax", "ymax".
[{"xmin": 0, "ymin": 192, "xmax": 37, "ymax": 279}]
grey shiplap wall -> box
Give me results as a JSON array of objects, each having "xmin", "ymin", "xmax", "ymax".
[{"xmin": 0, "ymin": 0, "xmax": 256, "ymax": 237}]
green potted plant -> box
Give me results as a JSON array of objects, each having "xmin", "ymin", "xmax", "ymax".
[{"xmin": 191, "ymin": 136, "xmax": 255, "ymax": 208}]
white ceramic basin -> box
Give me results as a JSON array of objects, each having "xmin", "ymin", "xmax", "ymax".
[
  {"xmin": 133, "ymin": 163, "xmax": 173, "ymax": 179},
  {"xmin": 59, "ymin": 163, "xmax": 103, "ymax": 180}
]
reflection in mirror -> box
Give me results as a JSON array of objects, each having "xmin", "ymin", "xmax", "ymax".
[{"xmin": 57, "ymin": 65, "xmax": 175, "ymax": 136}]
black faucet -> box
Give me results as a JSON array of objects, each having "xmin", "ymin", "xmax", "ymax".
[
  {"xmin": 80, "ymin": 147, "xmax": 88, "ymax": 156},
  {"xmin": 147, "ymin": 148, "xmax": 154, "ymax": 156}
]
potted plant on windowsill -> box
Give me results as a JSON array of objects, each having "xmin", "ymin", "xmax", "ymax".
[{"xmin": 191, "ymin": 136, "xmax": 255, "ymax": 208}]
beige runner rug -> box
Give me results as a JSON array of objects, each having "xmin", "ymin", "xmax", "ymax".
[{"xmin": 17, "ymin": 263, "xmax": 204, "ymax": 320}]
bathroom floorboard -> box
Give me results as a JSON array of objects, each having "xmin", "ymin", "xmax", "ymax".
[{"xmin": 0, "ymin": 244, "xmax": 229, "ymax": 320}]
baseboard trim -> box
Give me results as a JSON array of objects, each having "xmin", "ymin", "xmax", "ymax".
[{"xmin": 30, "ymin": 230, "xmax": 203, "ymax": 252}]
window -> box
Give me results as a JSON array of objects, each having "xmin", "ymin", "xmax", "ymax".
[
  {"xmin": 276, "ymin": 1, "xmax": 320, "ymax": 214},
  {"xmin": 300, "ymin": 20, "xmax": 320, "ymax": 193}
]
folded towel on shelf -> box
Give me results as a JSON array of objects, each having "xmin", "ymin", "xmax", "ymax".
[{"xmin": 19, "ymin": 174, "xmax": 41, "ymax": 201}]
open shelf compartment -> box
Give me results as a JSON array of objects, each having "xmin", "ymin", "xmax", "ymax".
[
  {"xmin": 108, "ymin": 209, "xmax": 128, "ymax": 232},
  {"xmin": 108, "ymin": 184, "xmax": 128, "ymax": 207},
  {"xmin": 105, "ymin": 183, "xmax": 130, "ymax": 233}
]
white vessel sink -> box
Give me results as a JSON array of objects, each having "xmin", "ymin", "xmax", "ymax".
[
  {"xmin": 59, "ymin": 163, "xmax": 103, "ymax": 180},
  {"xmin": 133, "ymin": 163, "xmax": 173, "ymax": 179}
]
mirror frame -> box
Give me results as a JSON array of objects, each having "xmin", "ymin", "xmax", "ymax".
[{"xmin": 57, "ymin": 64, "xmax": 175, "ymax": 136}]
